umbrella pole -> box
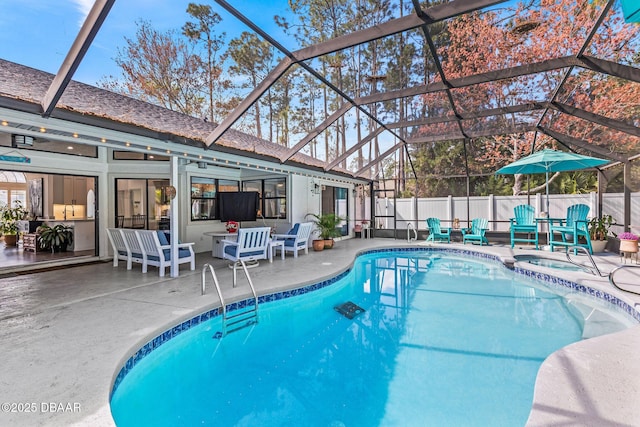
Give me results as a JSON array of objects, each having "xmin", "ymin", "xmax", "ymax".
[
  {"xmin": 545, "ymin": 171, "xmax": 550, "ymax": 214},
  {"xmin": 545, "ymin": 171, "xmax": 550, "ymax": 249}
]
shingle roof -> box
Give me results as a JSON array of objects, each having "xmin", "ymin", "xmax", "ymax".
[{"xmin": 0, "ymin": 58, "xmax": 340, "ymax": 172}]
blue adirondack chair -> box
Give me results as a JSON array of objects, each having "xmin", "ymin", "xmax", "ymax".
[
  {"xmin": 510, "ymin": 204, "xmax": 539, "ymax": 249},
  {"xmin": 462, "ymin": 218, "xmax": 489, "ymax": 245},
  {"xmin": 549, "ymin": 204, "xmax": 592, "ymax": 254},
  {"xmin": 426, "ymin": 218, "xmax": 451, "ymax": 243}
]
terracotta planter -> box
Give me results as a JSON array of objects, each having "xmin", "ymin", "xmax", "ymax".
[
  {"xmin": 323, "ymin": 239, "xmax": 334, "ymax": 249},
  {"xmin": 619, "ymin": 239, "xmax": 638, "ymax": 253},
  {"xmin": 312, "ymin": 240, "xmax": 325, "ymax": 251},
  {"xmin": 3, "ymin": 234, "xmax": 17, "ymax": 246}
]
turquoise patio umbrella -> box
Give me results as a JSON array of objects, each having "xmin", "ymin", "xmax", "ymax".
[{"xmin": 495, "ymin": 148, "xmax": 609, "ymax": 213}]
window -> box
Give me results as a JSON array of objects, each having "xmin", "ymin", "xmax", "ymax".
[
  {"xmin": 0, "ymin": 171, "xmax": 27, "ymax": 209},
  {"xmin": 191, "ymin": 177, "xmax": 215, "ymax": 221},
  {"xmin": 115, "ymin": 178, "xmax": 170, "ymax": 229},
  {"xmin": 242, "ymin": 177, "xmax": 286, "ymax": 219},
  {"xmin": 190, "ymin": 177, "xmax": 239, "ymax": 221}
]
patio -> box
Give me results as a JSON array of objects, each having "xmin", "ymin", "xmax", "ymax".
[{"xmin": 0, "ymin": 238, "xmax": 639, "ymax": 426}]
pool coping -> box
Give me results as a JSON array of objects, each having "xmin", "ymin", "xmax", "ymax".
[{"xmin": 109, "ymin": 246, "xmax": 640, "ymax": 401}]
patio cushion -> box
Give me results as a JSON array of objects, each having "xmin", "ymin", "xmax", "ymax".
[
  {"xmin": 160, "ymin": 248, "xmax": 192, "ymax": 260},
  {"xmin": 224, "ymin": 245, "xmax": 264, "ymax": 258},
  {"xmin": 287, "ymin": 223, "xmax": 299, "ymax": 235},
  {"xmin": 156, "ymin": 230, "xmax": 169, "ymax": 246}
]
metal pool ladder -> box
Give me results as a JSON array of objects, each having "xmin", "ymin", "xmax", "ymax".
[{"xmin": 201, "ymin": 260, "xmax": 259, "ymax": 337}]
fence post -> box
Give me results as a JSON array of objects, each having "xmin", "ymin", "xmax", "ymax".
[
  {"xmin": 488, "ymin": 194, "xmax": 495, "ymax": 231},
  {"xmin": 412, "ymin": 196, "xmax": 417, "ymax": 229},
  {"xmin": 589, "ymin": 191, "xmax": 597, "ymax": 217},
  {"xmin": 447, "ymin": 195, "xmax": 453, "ymax": 222},
  {"xmin": 535, "ymin": 193, "xmax": 543, "ymax": 215}
]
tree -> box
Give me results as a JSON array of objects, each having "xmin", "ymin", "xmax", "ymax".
[
  {"xmin": 416, "ymin": 0, "xmax": 640, "ymax": 196},
  {"xmin": 227, "ymin": 32, "xmax": 275, "ymax": 138},
  {"xmin": 99, "ymin": 20, "xmax": 205, "ymax": 117},
  {"xmin": 182, "ymin": 3, "xmax": 233, "ymax": 123}
]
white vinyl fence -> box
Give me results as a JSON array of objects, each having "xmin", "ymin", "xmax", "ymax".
[{"xmin": 360, "ymin": 192, "xmax": 640, "ymax": 236}]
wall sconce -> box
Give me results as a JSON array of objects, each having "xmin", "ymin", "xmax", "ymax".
[{"xmin": 311, "ymin": 183, "xmax": 321, "ymax": 195}]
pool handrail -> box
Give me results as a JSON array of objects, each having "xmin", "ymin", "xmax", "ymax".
[
  {"xmin": 407, "ymin": 222, "xmax": 417, "ymax": 242},
  {"xmin": 565, "ymin": 245, "xmax": 605, "ymax": 277},
  {"xmin": 201, "ymin": 260, "xmax": 259, "ymax": 336},
  {"xmin": 609, "ymin": 264, "xmax": 640, "ymax": 298}
]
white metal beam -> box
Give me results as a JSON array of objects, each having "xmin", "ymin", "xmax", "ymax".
[{"xmin": 41, "ymin": 0, "xmax": 115, "ymax": 117}]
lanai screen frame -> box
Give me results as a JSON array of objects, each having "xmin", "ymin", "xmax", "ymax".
[{"xmin": 23, "ymin": 0, "xmax": 640, "ymax": 230}]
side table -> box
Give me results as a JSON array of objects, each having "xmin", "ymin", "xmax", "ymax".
[
  {"xmin": 620, "ymin": 250, "xmax": 638, "ymax": 264},
  {"xmin": 23, "ymin": 233, "xmax": 40, "ymax": 253},
  {"xmin": 361, "ymin": 227, "xmax": 373, "ymax": 239},
  {"xmin": 269, "ymin": 239, "xmax": 285, "ymax": 262}
]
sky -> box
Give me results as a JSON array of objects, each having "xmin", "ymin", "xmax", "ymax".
[{"xmin": 0, "ymin": 0, "xmax": 295, "ymax": 86}]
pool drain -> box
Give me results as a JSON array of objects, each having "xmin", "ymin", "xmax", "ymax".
[{"xmin": 334, "ymin": 301, "xmax": 365, "ymax": 319}]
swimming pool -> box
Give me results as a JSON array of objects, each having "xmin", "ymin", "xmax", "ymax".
[{"xmin": 110, "ymin": 249, "xmax": 637, "ymax": 426}]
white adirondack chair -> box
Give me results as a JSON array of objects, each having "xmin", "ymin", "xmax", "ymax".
[
  {"xmin": 272, "ymin": 222, "xmax": 313, "ymax": 258},
  {"xmin": 222, "ymin": 227, "xmax": 271, "ymax": 286}
]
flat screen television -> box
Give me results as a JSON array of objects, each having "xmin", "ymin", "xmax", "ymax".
[{"xmin": 218, "ymin": 191, "xmax": 259, "ymax": 222}]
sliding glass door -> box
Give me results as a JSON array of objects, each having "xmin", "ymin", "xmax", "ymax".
[{"xmin": 115, "ymin": 178, "xmax": 170, "ymax": 229}]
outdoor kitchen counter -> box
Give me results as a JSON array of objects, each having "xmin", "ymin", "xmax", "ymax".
[{"xmin": 44, "ymin": 219, "xmax": 95, "ymax": 251}]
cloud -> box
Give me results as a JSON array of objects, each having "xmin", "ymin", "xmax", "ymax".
[{"xmin": 70, "ymin": 0, "xmax": 94, "ymax": 27}]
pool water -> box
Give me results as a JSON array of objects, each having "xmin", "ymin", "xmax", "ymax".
[
  {"xmin": 514, "ymin": 254, "xmax": 590, "ymax": 272},
  {"xmin": 110, "ymin": 251, "xmax": 633, "ymax": 427}
]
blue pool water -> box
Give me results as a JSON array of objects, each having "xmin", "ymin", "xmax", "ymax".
[
  {"xmin": 514, "ymin": 254, "xmax": 590, "ymax": 272},
  {"xmin": 110, "ymin": 251, "xmax": 633, "ymax": 427}
]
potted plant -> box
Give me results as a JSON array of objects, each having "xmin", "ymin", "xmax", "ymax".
[
  {"xmin": 588, "ymin": 214, "xmax": 615, "ymax": 253},
  {"xmin": 306, "ymin": 213, "xmax": 344, "ymax": 249},
  {"xmin": 0, "ymin": 200, "xmax": 28, "ymax": 246},
  {"xmin": 618, "ymin": 231, "xmax": 638, "ymax": 255},
  {"xmin": 38, "ymin": 224, "xmax": 74, "ymax": 253}
]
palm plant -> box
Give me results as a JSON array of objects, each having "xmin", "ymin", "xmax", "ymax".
[{"xmin": 305, "ymin": 213, "xmax": 344, "ymax": 240}]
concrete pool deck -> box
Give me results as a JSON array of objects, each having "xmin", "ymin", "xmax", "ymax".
[{"xmin": 0, "ymin": 238, "xmax": 638, "ymax": 426}]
